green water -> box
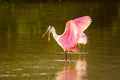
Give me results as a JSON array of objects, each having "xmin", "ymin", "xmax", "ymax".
[{"xmin": 0, "ymin": 1, "xmax": 120, "ymax": 80}]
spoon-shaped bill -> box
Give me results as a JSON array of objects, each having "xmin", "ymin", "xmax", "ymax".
[
  {"xmin": 48, "ymin": 29, "xmax": 51, "ymax": 41},
  {"xmin": 42, "ymin": 26, "xmax": 51, "ymax": 41}
]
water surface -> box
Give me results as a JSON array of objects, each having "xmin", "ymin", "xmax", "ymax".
[{"xmin": 0, "ymin": 1, "xmax": 120, "ymax": 80}]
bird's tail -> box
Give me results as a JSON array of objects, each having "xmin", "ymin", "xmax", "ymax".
[{"xmin": 71, "ymin": 46, "xmax": 78, "ymax": 52}]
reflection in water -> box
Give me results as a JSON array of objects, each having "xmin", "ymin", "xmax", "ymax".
[{"xmin": 55, "ymin": 56, "xmax": 87, "ymax": 80}]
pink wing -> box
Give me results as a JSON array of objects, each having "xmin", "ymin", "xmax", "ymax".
[
  {"xmin": 59, "ymin": 20, "xmax": 78, "ymax": 52},
  {"xmin": 73, "ymin": 16, "xmax": 92, "ymax": 31},
  {"xmin": 73, "ymin": 16, "xmax": 92, "ymax": 40},
  {"xmin": 58, "ymin": 16, "xmax": 91, "ymax": 52}
]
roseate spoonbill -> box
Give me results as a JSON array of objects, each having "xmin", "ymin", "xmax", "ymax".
[{"xmin": 42, "ymin": 16, "xmax": 92, "ymax": 60}]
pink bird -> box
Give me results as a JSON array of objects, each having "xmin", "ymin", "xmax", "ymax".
[{"xmin": 42, "ymin": 16, "xmax": 92, "ymax": 60}]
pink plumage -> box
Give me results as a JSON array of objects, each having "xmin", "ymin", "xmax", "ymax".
[
  {"xmin": 42, "ymin": 16, "xmax": 92, "ymax": 60},
  {"xmin": 73, "ymin": 16, "xmax": 92, "ymax": 41},
  {"xmin": 59, "ymin": 16, "xmax": 92, "ymax": 52},
  {"xmin": 73, "ymin": 16, "xmax": 92, "ymax": 31},
  {"xmin": 59, "ymin": 20, "xmax": 78, "ymax": 52}
]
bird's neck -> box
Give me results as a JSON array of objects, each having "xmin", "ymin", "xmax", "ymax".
[{"xmin": 50, "ymin": 27, "xmax": 58, "ymax": 41}]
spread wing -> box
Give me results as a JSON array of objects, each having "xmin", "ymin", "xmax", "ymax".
[
  {"xmin": 73, "ymin": 16, "xmax": 92, "ymax": 40},
  {"xmin": 58, "ymin": 16, "xmax": 92, "ymax": 51},
  {"xmin": 73, "ymin": 16, "xmax": 92, "ymax": 31},
  {"xmin": 59, "ymin": 20, "xmax": 78, "ymax": 51}
]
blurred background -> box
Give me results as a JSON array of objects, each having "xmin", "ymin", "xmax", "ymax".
[{"xmin": 0, "ymin": 0, "xmax": 120, "ymax": 80}]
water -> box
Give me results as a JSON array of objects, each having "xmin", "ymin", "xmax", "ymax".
[{"xmin": 0, "ymin": 1, "xmax": 120, "ymax": 80}]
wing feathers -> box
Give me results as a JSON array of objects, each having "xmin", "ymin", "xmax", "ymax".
[{"xmin": 58, "ymin": 16, "xmax": 92, "ymax": 52}]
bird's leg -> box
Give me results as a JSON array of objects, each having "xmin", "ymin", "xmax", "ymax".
[
  {"xmin": 78, "ymin": 43, "xmax": 81, "ymax": 52},
  {"xmin": 69, "ymin": 53, "xmax": 71, "ymax": 61},
  {"xmin": 64, "ymin": 51, "xmax": 67, "ymax": 61},
  {"xmin": 84, "ymin": 44, "xmax": 86, "ymax": 52},
  {"xmin": 78, "ymin": 43, "xmax": 82, "ymax": 57},
  {"xmin": 83, "ymin": 45, "xmax": 86, "ymax": 59}
]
